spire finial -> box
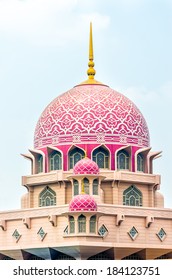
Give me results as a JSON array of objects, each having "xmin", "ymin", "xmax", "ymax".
[
  {"xmin": 87, "ymin": 22, "xmax": 96, "ymax": 80},
  {"xmin": 89, "ymin": 22, "xmax": 94, "ymax": 61},
  {"xmin": 79, "ymin": 22, "xmax": 105, "ymax": 85}
]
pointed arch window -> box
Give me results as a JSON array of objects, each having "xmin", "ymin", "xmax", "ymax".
[
  {"xmin": 38, "ymin": 154, "xmax": 43, "ymax": 173},
  {"xmin": 69, "ymin": 216, "xmax": 75, "ymax": 234},
  {"xmin": 93, "ymin": 147, "xmax": 109, "ymax": 168},
  {"xmin": 78, "ymin": 214, "xmax": 86, "ymax": 233},
  {"xmin": 83, "ymin": 178, "xmax": 89, "ymax": 194},
  {"xmin": 73, "ymin": 179, "xmax": 79, "ymax": 196},
  {"xmin": 137, "ymin": 153, "xmax": 144, "ymax": 172},
  {"xmin": 93, "ymin": 179, "xmax": 98, "ymax": 195},
  {"xmin": 39, "ymin": 186, "xmax": 56, "ymax": 207},
  {"xmin": 123, "ymin": 185, "xmax": 142, "ymax": 206},
  {"xmin": 90, "ymin": 215, "xmax": 96, "ymax": 233},
  {"xmin": 50, "ymin": 151, "xmax": 62, "ymax": 171},
  {"xmin": 117, "ymin": 150, "xmax": 129, "ymax": 170},
  {"xmin": 69, "ymin": 147, "xmax": 85, "ymax": 169}
]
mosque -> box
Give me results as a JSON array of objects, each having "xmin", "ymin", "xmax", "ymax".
[{"xmin": 0, "ymin": 23, "xmax": 172, "ymax": 260}]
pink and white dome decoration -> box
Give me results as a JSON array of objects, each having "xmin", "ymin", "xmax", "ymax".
[
  {"xmin": 69, "ymin": 194, "xmax": 97, "ymax": 211},
  {"xmin": 34, "ymin": 84, "xmax": 150, "ymax": 149},
  {"xmin": 73, "ymin": 157, "xmax": 99, "ymax": 175}
]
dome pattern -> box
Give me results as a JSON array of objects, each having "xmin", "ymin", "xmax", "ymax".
[
  {"xmin": 73, "ymin": 157, "xmax": 99, "ymax": 175},
  {"xmin": 69, "ymin": 194, "xmax": 97, "ymax": 211},
  {"xmin": 34, "ymin": 84, "xmax": 150, "ymax": 149}
]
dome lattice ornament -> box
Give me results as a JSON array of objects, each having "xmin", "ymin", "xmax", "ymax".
[{"xmin": 69, "ymin": 194, "xmax": 97, "ymax": 212}]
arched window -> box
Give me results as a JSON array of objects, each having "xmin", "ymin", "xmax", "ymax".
[
  {"xmin": 83, "ymin": 178, "xmax": 89, "ymax": 194},
  {"xmin": 117, "ymin": 150, "xmax": 129, "ymax": 170},
  {"xmin": 39, "ymin": 186, "xmax": 56, "ymax": 207},
  {"xmin": 93, "ymin": 179, "xmax": 98, "ymax": 195},
  {"xmin": 73, "ymin": 179, "xmax": 79, "ymax": 196},
  {"xmin": 69, "ymin": 216, "xmax": 75, "ymax": 233},
  {"xmin": 38, "ymin": 154, "xmax": 43, "ymax": 173},
  {"xmin": 78, "ymin": 214, "xmax": 86, "ymax": 233},
  {"xmin": 69, "ymin": 147, "xmax": 85, "ymax": 169},
  {"xmin": 50, "ymin": 151, "xmax": 62, "ymax": 171},
  {"xmin": 123, "ymin": 185, "xmax": 142, "ymax": 206},
  {"xmin": 93, "ymin": 147, "xmax": 109, "ymax": 168},
  {"xmin": 137, "ymin": 154, "xmax": 144, "ymax": 172},
  {"xmin": 90, "ymin": 215, "xmax": 96, "ymax": 233}
]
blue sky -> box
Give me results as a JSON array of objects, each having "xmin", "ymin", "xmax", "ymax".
[{"xmin": 0, "ymin": 0, "xmax": 172, "ymax": 210}]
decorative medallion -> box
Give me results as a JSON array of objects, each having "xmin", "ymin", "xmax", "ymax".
[
  {"xmin": 157, "ymin": 228, "xmax": 166, "ymax": 242},
  {"xmin": 128, "ymin": 226, "xmax": 138, "ymax": 240},
  {"xmin": 98, "ymin": 225, "xmax": 108, "ymax": 237},
  {"xmin": 37, "ymin": 227, "xmax": 47, "ymax": 241},
  {"xmin": 12, "ymin": 229, "xmax": 21, "ymax": 242}
]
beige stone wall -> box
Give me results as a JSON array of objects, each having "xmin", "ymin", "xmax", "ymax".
[
  {"xmin": 22, "ymin": 169, "xmax": 161, "ymax": 209},
  {"xmin": 101, "ymin": 181, "xmax": 113, "ymax": 204},
  {"xmin": 65, "ymin": 182, "xmax": 72, "ymax": 204},
  {"xmin": 0, "ymin": 205, "xmax": 172, "ymax": 259},
  {"xmin": 24, "ymin": 181, "xmax": 157, "ymax": 209}
]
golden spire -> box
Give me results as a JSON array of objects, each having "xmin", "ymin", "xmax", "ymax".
[
  {"xmin": 79, "ymin": 22, "xmax": 104, "ymax": 85},
  {"xmin": 84, "ymin": 145, "xmax": 88, "ymax": 158},
  {"xmin": 81, "ymin": 179, "xmax": 85, "ymax": 194},
  {"xmin": 87, "ymin": 22, "xmax": 96, "ymax": 80}
]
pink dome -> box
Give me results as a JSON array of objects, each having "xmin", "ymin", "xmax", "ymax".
[
  {"xmin": 34, "ymin": 84, "xmax": 150, "ymax": 148},
  {"xmin": 69, "ymin": 194, "xmax": 97, "ymax": 211},
  {"xmin": 73, "ymin": 157, "xmax": 99, "ymax": 175}
]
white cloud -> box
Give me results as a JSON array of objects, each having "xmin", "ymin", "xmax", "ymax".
[
  {"xmin": 0, "ymin": 0, "xmax": 110, "ymax": 46},
  {"xmin": 119, "ymin": 82, "xmax": 172, "ymax": 109}
]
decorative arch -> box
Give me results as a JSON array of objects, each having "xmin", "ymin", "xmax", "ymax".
[
  {"xmin": 137, "ymin": 153, "xmax": 144, "ymax": 172},
  {"xmin": 93, "ymin": 179, "xmax": 98, "ymax": 195},
  {"xmin": 68, "ymin": 146, "xmax": 85, "ymax": 169},
  {"xmin": 90, "ymin": 215, "xmax": 96, "ymax": 233},
  {"xmin": 123, "ymin": 185, "xmax": 142, "ymax": 206},
  {"xmin": 69, "ymin": 216, "xmax": 75, "ymax": 233},
  {"xmin": 92, "ymin": 146, "xmax": 109, "ymax": 169},
  {"xmin": 38, "ymin": 154, "xmax": 43, "ymax": 173},
  {"xmin": 117, "ymin": 149, "xmax": 129, "ymax": 170},
  {"xmin": 39, "ymin": 186, "xmax": 56, "ymax": 207},
  {"xmin": 83, "ymin": 177, "xmax": 89, "ymax": 194},
  {"xmin": 29, "ymin": 149, "xmax": 45, "ymax": 174},
  {"xmin": 73, "ymin": 179, "xmax": 79, "ymax": 196},
  {"xmin": 50, "ymin": 150, "xmax": 62, "ymax": 171},
  {"xmin": 78, "ymin": 214, "xmax": 86, "ymax": 233}
]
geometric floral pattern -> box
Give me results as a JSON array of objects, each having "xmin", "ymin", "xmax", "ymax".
[
  {"xmin": 73, "ymin": 157, "xmax": 99, "ymax": 175},
  {"xmin": 69, "ymin": 194, "xmax": 97, "ymax": 211},
  {"xmin": 34, "ymin": 85, "xmax": 150, "ymax": 148}
]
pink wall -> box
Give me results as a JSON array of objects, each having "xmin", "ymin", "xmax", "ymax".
[{"xmin": 39, "ymin": 143, "xmax": 143, "ymax": 172}]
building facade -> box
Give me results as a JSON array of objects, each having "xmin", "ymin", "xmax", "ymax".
[{"xmin": 0, "ymin": 24, "xmax": 172, "ymax": 260}]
